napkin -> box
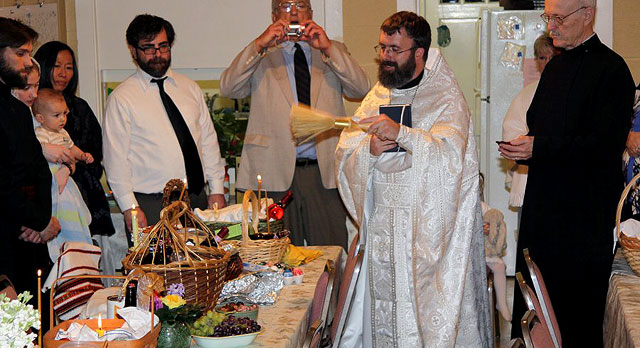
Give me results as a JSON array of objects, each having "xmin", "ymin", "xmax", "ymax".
[
  {"xmin": 195, "ymin": 198, "xmax": 273, "ymax": 223},
  {"xmin": 281, "ymin": 245, "xmax": 323, "ymax": 266}
]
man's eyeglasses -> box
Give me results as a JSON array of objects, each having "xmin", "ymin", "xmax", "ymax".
[
  {"xmin": 278, "ymin": 1, "xmax": 310, "ymax": 13},
  {"xmin": 540, "ymin": 6, "xmax": 587, "ymax": 25},
  {"xmin": 137, "ymin": 43, "xmax": 171, "ymax": 55},
  {"xmin": 374, "ymin": 44, "xmax": 416, "ymax": 56}
]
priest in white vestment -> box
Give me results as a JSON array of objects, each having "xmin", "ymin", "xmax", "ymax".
[{"xmin": 336, "ymin": 12, "xmax": 491, "ymax": 348}]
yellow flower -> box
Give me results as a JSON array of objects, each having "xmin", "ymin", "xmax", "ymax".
[{"xmin": 161, "ymin": 294, "xmax": 186, "ymax": 309}]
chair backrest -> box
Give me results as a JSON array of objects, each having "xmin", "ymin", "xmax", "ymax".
[
  {"xmin": 330, "ymin": 246, "xmax": 364, "ymax": 348},
  {"xmin": 302, "ymin": 319, "xmax": 324, "ymax": 348},
  {"xmin": 309, "ymin": 259, "xmax": 336, "ymax": 329},
  {"xmin": 522, "ymin": 310, "xmax": 554, "ymax": 348},
  {"xmin": 0, "ymin": 275, "xmax": 17, "ymax": 300},
  {"xmin": 523, "ymin": 249, "xmax": 561, "ymax": 348},
  {"xmin": 509, "ymin": 337, "xmax": 526, "ymax": 348},
  {"xmin": 487, "ymin": 269, "xmax": 499, "ymax": 348}
]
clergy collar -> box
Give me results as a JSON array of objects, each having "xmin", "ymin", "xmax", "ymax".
[
  {"xmin": 398, "ymin": 70, "xmax": 424, "ymax": 90},
  {"xmin": 567, "ymin": 33, "xmax": 599, "ymax": 54}
]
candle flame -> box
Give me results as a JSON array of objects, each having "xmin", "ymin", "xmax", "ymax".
[
  {"xmin": 98, "ymin": 313, "xmax": 102, "ymax": 329},
  {"xmin": 183, "ymin": 177, "xmax": 187, "ymax": 184},
  {"xmin": 37, "ymin": 269, "xmax": 41, "ymax": 277},
  {"xmin": 257, "ymin": 175, "xmax": 262, "ymax": 182}
]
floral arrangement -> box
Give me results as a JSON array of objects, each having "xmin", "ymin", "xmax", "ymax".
[
  {"xmin": 205, "ymin": 93, "xmax": 249, "ymax": 168},
  {"xmin": 0, "ymin": 292, "xmax": 40, "ymax": 348},
  {"xmin": 154, "ymin": 284, "xmax": 203, "ymax": 325}
]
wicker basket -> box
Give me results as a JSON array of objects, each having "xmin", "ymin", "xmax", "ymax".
[
  {"xmin": 44, "ymin": 274, "xmax": 160, "ymax": 348},
  {"xmin": 616, "ymin": 171, "xmax": 640, "ymax": 276},
  {"xmin": 123, "ymin": 201, "xmax": 229, "ymax": 309},
  {"xmin": 220, "ymin": 190, "xmax": 290, "ymax": 264}
]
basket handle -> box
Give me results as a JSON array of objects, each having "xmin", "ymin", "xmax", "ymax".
[
  {"xmin": 242, "ymin": 190, "xmax": 260, "ymax": 246},
  {"xmin": 616, "ymin": 171, "xmax": 640, "ymax": 239}
]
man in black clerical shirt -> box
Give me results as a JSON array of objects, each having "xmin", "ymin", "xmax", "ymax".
[
  {"xmin": 0, "ymin": 17, "xmax": 60, "ymax": 326},
  {"xmin": 499, "ymin": 0, "xmax": 635, "ymax": 346}
]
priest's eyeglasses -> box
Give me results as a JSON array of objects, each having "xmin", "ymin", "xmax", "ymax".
[
  {"xmin": 374, "ymin": 45, "xmax": 416, "ymax": 56},
  {"xmin": 540, "ymin": 6, "xmax": 587, "ymax": 25},
  {"xmin": 137, "ymin": 44, "xmax": 171, "ymax": 55},
  {"xmin": 278, "ymin": 1, "xmax": 310, "ymax": 13}
]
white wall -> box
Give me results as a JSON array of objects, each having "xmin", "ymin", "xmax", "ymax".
[
  {"xmin": 594, "ymin": 0, "xmax": 612, "ymax": 48},
  {"xmin": 75, "ymin": 0, "xmax": 342, "ymax": 122},
  {"xmin": 397, "ymin": 0, "xmax": 419, "ymax": 12}
]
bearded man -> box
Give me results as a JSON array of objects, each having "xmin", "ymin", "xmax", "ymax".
[
  {"xmin": 0, "ymin": 17, "xmax": 60, "ymax": 325},
  {"xmin": 336, "ymin": 11, "xmax": 490, "ymax": 348},
  {"xmin": 499, "ymin": 0, "xmax": 635, "ymax": 345},
  {"xmin": 103, "ymin": 14, "xmax": 226, "ymax": 231}
]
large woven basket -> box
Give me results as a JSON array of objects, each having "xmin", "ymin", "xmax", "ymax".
[
  {"xmin": 616, "ymin": 171, "xmax": 640, "ymax": 276},
  {"xmin": 220, "ymin": 190, "xmax": 290, "ymax": 264},
  {"xmin": 123, "ymin": 201, "xmax": 229, "ymax": 309}
]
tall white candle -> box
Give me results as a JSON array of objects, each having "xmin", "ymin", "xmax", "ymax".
[{"xmin": 131, "ymin": 205, "xmax": 139, "ymax": 248}]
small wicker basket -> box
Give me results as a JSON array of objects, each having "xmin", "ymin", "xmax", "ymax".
[
  {"xmin": 220, "ymin": 190, "xmax": 290, "ymax": 264},
  {"xmin": 122, "ymin": 201, "xmax": 229, "ymax": 309},
  {"xmin": 616, "ymin": 171, "xmax": 640, "ymax": 276}
]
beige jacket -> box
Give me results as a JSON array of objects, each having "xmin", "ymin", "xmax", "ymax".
[{"xmin": 220, "ymin": 40, "xmax": 370, "ymax": 191}]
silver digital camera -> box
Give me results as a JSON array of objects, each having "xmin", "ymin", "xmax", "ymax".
[{"xmin": 287, "ymin": 22, "xmax": 305, "ymax": 37}]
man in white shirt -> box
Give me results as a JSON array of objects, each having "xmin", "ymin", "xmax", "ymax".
[{"xmin": 103, "ymin": 14, "xmax": 225, "ymax": 232}]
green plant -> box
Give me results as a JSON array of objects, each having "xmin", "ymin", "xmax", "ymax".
[
  {"xmin": 154, "ymin": 284, "xmax": 203, "ymax": 326},
  {"xmin": 205, "ymin": 93, "xmax": 249, "ymax": 167}
]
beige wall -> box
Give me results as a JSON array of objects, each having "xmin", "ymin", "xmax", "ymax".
[
  {"xmin": 343, "ymin": 0, "xmax": 397, "ymax": 114},
  {"xmin": 614, "ymin": 0, "xmax": 640, "ymax": 85}
]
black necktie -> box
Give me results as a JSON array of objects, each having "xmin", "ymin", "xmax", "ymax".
[
  {"xmin": 152, "ymin": 77, "xmax": 205, "ymax": 194},
  {"xmin": 294, "ymin": 43, "xmax": 311, "ymax": 106}
]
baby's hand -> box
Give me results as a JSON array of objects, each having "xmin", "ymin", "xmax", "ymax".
[{"xmin": 83, "ymin": 152, "xmax": 94, "ymax": 164}]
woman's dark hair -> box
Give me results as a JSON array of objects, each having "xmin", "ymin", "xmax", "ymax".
[
  {"xmin": 126, "ymin": 14, "xmax": 175, "ymax": 47},
  {"xmin": 0, "ymin": 17, "xmax": 38, "ymax": 50},
  {"xmin": 381, "ymin": 11, "xmax": 431, "ymax": 62},
  {"xmin": 34, "ymin": 41, "xmax": 79, "ymax": 96}
]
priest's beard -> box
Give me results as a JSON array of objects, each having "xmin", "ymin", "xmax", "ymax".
[
  {"xmin": 376, "ymin": 55, "xmax": 416, "ymax": 89},
  {"xmin": 137, "ymin": 55, "xmax": 171, "ymax": 78},
  {"xmin": 0, "ymin": 55, "xmax": 28, "ymax": 88}
]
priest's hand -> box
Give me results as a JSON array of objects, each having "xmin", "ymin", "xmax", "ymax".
[
  {"xmin": 299, "ymin": 20, "xmax": 331, "ymax": 56},
  {"xmin": 55, "ymin": 165, "xmax": 71, "ymax": 194},
  {"xmin": 360, "ymin": 114, "xmax": 400, "ymax": 142},
  {"xmin": 208, "ymin": 194, "xmax": 226, "ymax": 210},
  {"xmin": 498, "ymin": 135, "xmax": 534, "ymax": 161},
  {"xmin": 255, "ymin": 19, "xmax": 289, "ymax": 53},
  {"xmin": 370, "ymin": 137, "xmax": 398, "ymax": 156},
  {"xmin": 124, "ymin": 206, "xmax": 147, "ymax": 233},
  {"xmin": 627, "ymin": 131, "xmax": 640, "ymax": 157}
]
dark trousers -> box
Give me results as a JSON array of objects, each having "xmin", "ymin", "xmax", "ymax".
[{"xmin": 266, "ymin": 163, "xmax": 348, "ymax": 250}]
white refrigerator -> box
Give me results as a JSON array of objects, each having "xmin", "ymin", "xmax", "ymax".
[{"xmin": 479, "ymin": 9, "xmax": 546, "ymax": 275}]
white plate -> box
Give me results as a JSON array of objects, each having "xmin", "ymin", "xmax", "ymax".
[{"xmin": 192, "ymin": 329, "xmax": 263, "ymax": 348}]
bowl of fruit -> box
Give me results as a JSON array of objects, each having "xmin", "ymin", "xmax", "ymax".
[
  {"xmin": 215, "ymin": 301, "xmax": 259, "ymax": 321},
  {"xmin": 191, "ymin": 315, "xmax": 263, "ymax": 348}
]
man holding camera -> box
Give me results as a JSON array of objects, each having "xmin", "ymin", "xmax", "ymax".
[{"xmin": 220, "ymin": 0, "xmax": 369, "ymax": 250}]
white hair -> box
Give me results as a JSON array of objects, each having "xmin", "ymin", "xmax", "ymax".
[{"xmin": 579, "ymin": 0, "xmax": 596, "ymax": 8}]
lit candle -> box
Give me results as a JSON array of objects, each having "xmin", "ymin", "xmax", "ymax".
[
  {"xmin": 96, "ymin": 313, "xmax": 105, "ymax": 337},
  {"xmin": 265, "ymin": 190, "xmax": 271, "ymax": 234},
  {"xmin": 131, "ymin": 205, "xmax": 139, "ymax": 248},
  {"xmin": 37, "ymin": 269, "xmax": 41, "ymax": 348},
  {"xmin": 257, "ymin": 175, "xmax": 262, "ymax": 211},
  {"xmin": 178, "ymin": 177, "xmax": 187, "ymax": 201}
]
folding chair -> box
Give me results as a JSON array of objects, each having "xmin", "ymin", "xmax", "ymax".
[
  {"xmin": 0, "ymin": 275, "xmax": 17, "ymax": 300},
  {"xmin": 522, "ymin": 309, "xmax": 554, "ymax": 348},
  {"xmin": 523, "ymin": 249, "xmax": 561, "ymax": 348},
  {"xmin": 302, "ymin": 259, "xmax": 336, "ymax": 348},
  {"xmin": 327, "ymin": 235, "xmax": 364, "ymax": 348},
  {"xmin": 509, "ymin": 337, "xmax": 526, "ymax": 348}
]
